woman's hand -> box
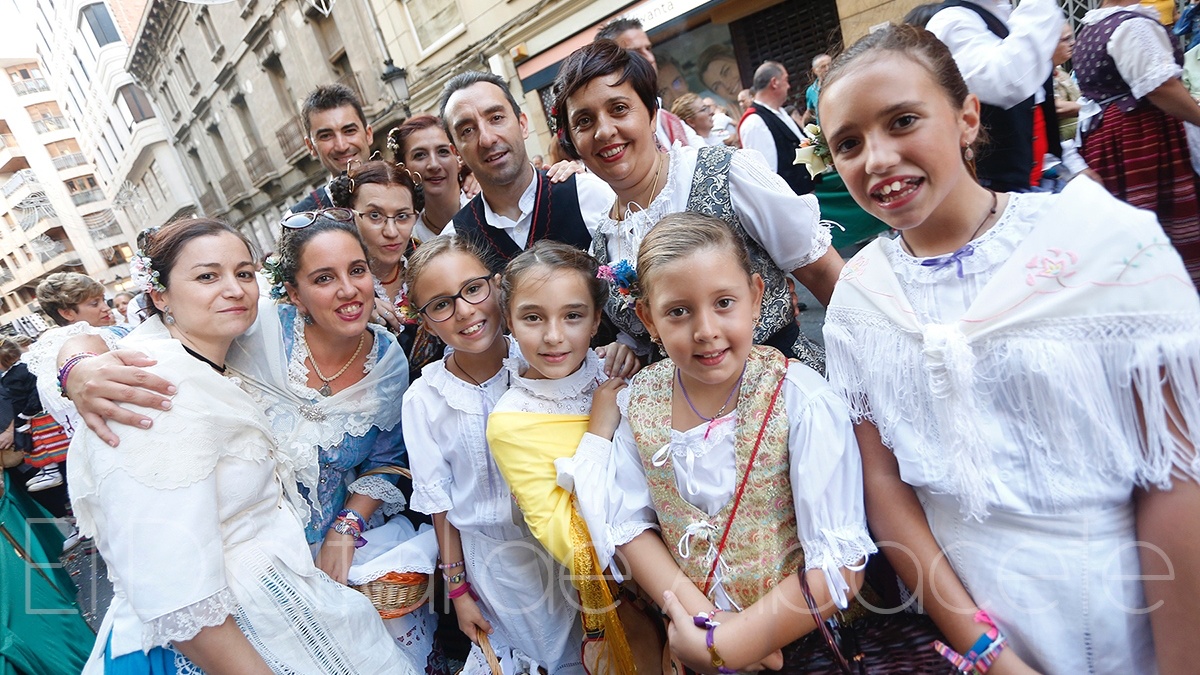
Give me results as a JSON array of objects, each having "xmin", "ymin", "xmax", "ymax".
[
  {"xmin": 596, "ymin": 342, "xmax": 642, "ymax": 379},
  {"xmin": 372, "ymin": 297, "xmax": 402, "ymax": 331},
  {"xmin": 546, "ymin": 160, "xmax": 586, "ymax": 183},
  {"xmin": 461, "ymin": 173, "xmax": 482, "ymax": 199},
  {"xmin": 452, "ymin": 592, "xmax": 493, "ymax": 643},
  {"xmin": 315, "ymin": 531, "xmax": 357, "ymax": 584},
  {"xmin": 66, "ymin": 350, "xmax": 176, "ymax": 446},
  {"xmin": 587, "ymin": 378, "xmax": 627, "ymax": 440}
]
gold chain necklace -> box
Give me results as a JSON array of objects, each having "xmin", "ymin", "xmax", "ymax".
[
  {"xmin": 611, "ymin": 153, "xmax": 666, "ymax": 222},
  {"xmin": 303, "ymin": 332, "xmax": 366, "ymax": 396}
]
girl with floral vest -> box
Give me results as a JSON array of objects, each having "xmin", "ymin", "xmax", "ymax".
[{"xmin": 611, "ymin": 212, "xmax": 948, "ymax": 673}]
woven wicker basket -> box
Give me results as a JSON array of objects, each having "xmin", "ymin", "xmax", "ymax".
[
  {"xmin": 348, "ymin": 466, "xmax": 430, "ymax": 619},
  {"xmin": 353, "ymin": 571, "xmax": 429, "ymax": 619},
  {"xmin": 477, "ymin": 627, "xmax": 502, "ymax": 675}
]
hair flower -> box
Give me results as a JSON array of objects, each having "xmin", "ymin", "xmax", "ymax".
[
  {"xmin": 598, "ymin": 260, "xmax": 639, "ymax": 310},
  {"xmin": 129, "ymin": 252, "xmax": 165, "ymax": 294},
  {"xmin": 262, "ymin": 254, "xmax": 288, "ymax": 299}
]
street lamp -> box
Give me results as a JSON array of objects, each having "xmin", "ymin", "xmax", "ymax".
[{"xmin": 381, "ymin": 59, "xmax": 410, "ymax": 116}]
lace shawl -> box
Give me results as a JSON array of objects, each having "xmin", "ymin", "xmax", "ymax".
[
  {"xmin": 825, "ymin": 179, "xmax": 1200, "ymax": 520},
  {"xmin": 69, "ymin": 318, "xmax": 282, "ymax": 537},
  {"xmin": 227, "ymin": 301, "xmax": 409, "ymax": 516}
]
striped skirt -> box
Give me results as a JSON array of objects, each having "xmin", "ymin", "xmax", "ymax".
[
  {"xmin": 1083, "ymin": 102, "xmax": 1200, "ymax": 286},
  {"xmin": 27, "ymin": 412, "xmax": 69, "ymax": 467}
]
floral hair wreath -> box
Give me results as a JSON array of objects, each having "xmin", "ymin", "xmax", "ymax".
[
  {"xmin": 596, "ymin": 259, "xmax": 639, "ymax": 311},
  {"xmin": 343, "ymin": 153, "xmax": 423, "ymax": 194},
  {"xmin": 129, "ymin": 251, "xmax": 166, "ymax": 294}
]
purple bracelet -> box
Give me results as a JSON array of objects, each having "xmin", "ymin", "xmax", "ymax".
[
  {"xmin": 694, "ymin": 614, "xmax": 736, "ymax": 674},
  {"xmin": 57, "ymin": 352, "xmax": 99, "ymax": 396}
]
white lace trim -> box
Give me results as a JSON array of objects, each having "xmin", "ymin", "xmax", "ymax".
[
  {"xmin": 421, "ymin": 359, "xmax": 506, "ymax": 415},
  {"xmin": 411, "ymin": 479, "xmax": 453, "ymax": 515},
  {"xmin": 795, "ymin": 217, "xmax": 833, "ymax": 269},
  {"xmin": 499, "ymin": 351, "xmax": 604, "ymax": 415},
  {"xmin": 1129, "ymin": 59, "xmax": 1183, "ymax": 101},
  {"xmin": 801, "ymin": 526, "xmax": 877, "ymax": 610},
  {"xmin": 610, "ymin": 521, "xmax": 657, "ymax": 548},
  {"xmin": 23, "ymin": 322, "xmax": 126, "ymax": 418},
  {"xmin": 594, "ymin": 149, "xmax": 686, "ymax": 249},
  {"xmin": 288, "ymin": 310, "xmax": 381, "ymax": 398},
  {"xmin": 143, "ymin": 587, "xmax": 238, "ymax": 649},
  {"xmin": 826, "ymin": 308, "xmax": 1200, "ymax": 520},
  {"xmin": 348, "ymin": 474, "xmax": 407, "ymax": 516},
  {"xmin": 883, "ymin": 193, "xmax": 1042, "ymax": 285}
]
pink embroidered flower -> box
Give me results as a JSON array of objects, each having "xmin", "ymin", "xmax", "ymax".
[
  {"xmin": 841, "ymin": 255, "xmax": 870, "ymax": 281},
  {"xmin": 1025, "ymin": 248, "xmax": 1078, "ymax": 286}
]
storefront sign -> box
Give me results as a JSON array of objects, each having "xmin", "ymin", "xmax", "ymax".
[{"xmin": 628, "ymin": 0, "xmax": 715, "ymax": 30}]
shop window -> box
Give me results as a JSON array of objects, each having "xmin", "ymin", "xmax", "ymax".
[
  {"xmin": 79, "ymin": 3, "xmax": 121, "ymax": 47},
  {"xmin": 403, "ymin": 0, "xmax": 463, "ymax": 52},
  {"xmin": 649, "ymin": 22, "xmax": 747, "ymax": 114},
  {"xmin": 728, "ymin": 0, "xmax": 843, "ymax": 109}
]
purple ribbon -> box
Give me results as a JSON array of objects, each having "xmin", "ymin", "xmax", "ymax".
[{"xmin": 920, "ymin": 244, "xmax": 975, "ymax": 278}]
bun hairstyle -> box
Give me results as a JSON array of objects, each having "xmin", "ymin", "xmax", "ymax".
[
  {"xmin": 636, "ymin": 212, "xmax": 753, "ymax": 299},
  {"xmin": 551, "ymin": 39, "xmax": 659, "ymax": 161},
  {"xmin": 329, "ymin": 159, "xmax": 425, "ymax": 213},
  {"xmin": 404, "ymin": 235, "xmax": 492, "ymax": 309},
  {"xmin": 499, "ymin": 240, "xmax": 608, "ymax": 318},
  {"xmin": 139, "ymin": 218, "xmax": 257, "ymax": 317},
  {"xmin": 821, "ymin": 23, "xmax": 983, "ymax": 173},
  {"xmin": 36, "ymin": 272, "xmax": 106, "ymax": 326}
]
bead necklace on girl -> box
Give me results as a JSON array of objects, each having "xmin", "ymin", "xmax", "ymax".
[
  {"xmin": 330, "ymin": 159, "xmax": 445, "ymax": 378},
  {"xmin": 485, "ymin": 241, "xmax": 655, "ymax": 675},
  {"xmin": 401, "ymin": 237, "xmax": 587, "ymax": 674},
  {"xmin": 819, "ymin": 24, "xmax": 1200, "ymax": 675},
  {"xmin": 612, "ymin": 213, "xmax": 952, "ymax": 673}
]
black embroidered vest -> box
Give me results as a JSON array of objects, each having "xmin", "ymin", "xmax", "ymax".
[
  {"xmin": 451, "ymin": 172, "xmax": 592, "ymax": 273},
  {"xmin": 747, "ymin": 106, "xmax": 814, "ymax": 196}
]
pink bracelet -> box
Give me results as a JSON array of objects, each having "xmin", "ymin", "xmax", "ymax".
[{"xmin": 447, "ymin": 581, "xmax": 478, "ymax": 601}]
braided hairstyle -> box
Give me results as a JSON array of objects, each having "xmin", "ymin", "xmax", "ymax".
[{"xmin": 329, "ymin": 159, "xmax": 424, "ymax": 213}]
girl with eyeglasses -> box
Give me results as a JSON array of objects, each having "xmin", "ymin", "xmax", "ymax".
[{"xmin": 402, "ymin": 236, "xmax": 589, "ymax": 673}]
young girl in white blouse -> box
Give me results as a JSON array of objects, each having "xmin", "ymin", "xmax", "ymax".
[
  {"xmin": 607, "ymin": 212, "xmax": 946, "ymax": 674},
  {"xmin": 485, "ymin": 241, "xmax": 650, "ymax": 673},
  {"xmin": 400, "ymin": 237, "xmax": 586, "ymax": 674},
  {"xmin": 819, "ymin": 24, "xmax": 1200, "ymax": 675}
]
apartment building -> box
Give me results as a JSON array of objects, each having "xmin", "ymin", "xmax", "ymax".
[
  {"xmin": 27, "ymin": 0, "xmax": 198, "ymax": 254},
  {"xmin": 125, "ymin": 0, "xmax": 406, "ymax": 253},
  {"xmin": 0, "ymin": 54, "xmax": 138, "ymax": 332}
]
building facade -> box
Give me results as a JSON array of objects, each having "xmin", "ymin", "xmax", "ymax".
[
  {"xmin": 0, "ymin": 53, "xmax": 138, "ymax": 332},
  {"xmin": 126, "ymin": 0, "xmax": 408, "ymax": 254},
  {"xmin": 26, "ymin": 0, "xmax": 197, "ymax": 288}
]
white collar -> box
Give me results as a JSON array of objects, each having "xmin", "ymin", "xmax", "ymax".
[{"xmin": 480, "ymin": 168, "xmax": 538, "ymax": 232}]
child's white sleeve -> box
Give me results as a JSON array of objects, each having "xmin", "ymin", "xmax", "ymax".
[
  {"xmin": 556, "ymin": 418, "xmax": 657, "ymax": 576},
  {"xmin": 785, "ymin": 365, "xmax": 878, "ymax": 609},
  {"xmin": 403, "ymin": 387, "xmax": 453, "ymax": 515}
]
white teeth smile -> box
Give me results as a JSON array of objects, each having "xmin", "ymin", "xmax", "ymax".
[
  {"xmin": 461, "ymin": 321, "xmax": 484, "ymax": 336},
  {"xmin": 336, "ymin": 304, "xmax": 361, "ymax": 315},
  {"xmin": 599, "ymin": 146, "xmax": 623, "ymax": 158},
  {"xmin": 874, "ymin": 178, "xmax": 920, "ymax": 203}
]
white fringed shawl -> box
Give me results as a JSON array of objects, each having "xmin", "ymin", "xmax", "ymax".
[{"xmin": 825, "ymin": 179, "xmax": 1200, "ymax": 520}]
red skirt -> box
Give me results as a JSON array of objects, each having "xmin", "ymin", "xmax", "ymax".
[
  {"xmin": 27, "ymin": 412, "xmax": 69, "ymax": 467},
  {"xmin": 1083, "ymin": 103, "xmax": 1200, "ymax": 286}
]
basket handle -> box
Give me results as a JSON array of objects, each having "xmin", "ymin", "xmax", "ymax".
[
  {"xmin": 477, "ymin": 627, "xmax": 502, "ymax": 675},
  {"xmin": 358, "ymin": 466, "xmax": 412, "ymax": 480}
]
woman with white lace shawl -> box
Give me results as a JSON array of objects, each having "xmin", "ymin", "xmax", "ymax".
[
  {"xmin": 819, "ymin": 25, "xmax": 1200, "ymax": 674},
  {"xmin": 64, "ymin": 218, "xmax": 415, "ymax": 674}
]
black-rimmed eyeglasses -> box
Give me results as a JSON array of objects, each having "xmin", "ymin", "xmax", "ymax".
[{"xmin": 417, "ymin": 275, "xmax": 493, "ymax": 323}]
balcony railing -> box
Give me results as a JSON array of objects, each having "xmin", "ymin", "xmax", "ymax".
[
  {"xmin": 198, "ymin": 187, "xmax": 222, "ymax": 216},
  {"xmin": 20, "ymin": 214, "xmax": 58, "ymax": 232},
  {"xmin": 276, "ymin": 115, "xmax": 307, "ymax": 162},
  {"xmin": 32, "ymin": 116, "xmax": 70, "ymax": 134},
  {"xmin": 85, "ymin": 210, "xmax": 122, "ymax": 242},
  {"xmin": 12, "ymin": 78, "xmax": 49, "ymax": 96},
  {"xmin": 52, "ymin": 152, "xmax": 87, "ymax": 170},
  {"xmin": 245, "ymin": 146, "xmax": 276, "ymax": 186},
  {"xmin": 2, "ymin": 169, "xmax": 36, "ymax": 197},
  {"xmin": 219, "ymin": 170, "xmax": 247, "ymax": 203},
  {"xmin": 70, "ymin": 188, "xmax": 104, "ymax": 205}
]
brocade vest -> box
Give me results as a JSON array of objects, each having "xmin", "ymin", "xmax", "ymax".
[{"xmin": 625, "ymin": 346, "xmax": 802, "ymax": 609}]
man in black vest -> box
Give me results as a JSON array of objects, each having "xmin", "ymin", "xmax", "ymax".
[
  {"xmin": 439, "ymin": 72, "xmax": 614, "ymax": 271},
  {"xmin": 738, "ymin": 61, "xmax": 813, "ymax": 196},
  {"xmin": 926, "ymin": 0, "xmax": 1065, "ymax": 192}
]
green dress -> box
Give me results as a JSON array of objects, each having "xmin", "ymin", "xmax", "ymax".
[{"xmin": 0, "ymin": 471, "xmax": 94, "ymax": 674}]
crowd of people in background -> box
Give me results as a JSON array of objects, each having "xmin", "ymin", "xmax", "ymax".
[{"xmin": 2, "ymin": 1, "xmax": 1200, "ymax": 673}]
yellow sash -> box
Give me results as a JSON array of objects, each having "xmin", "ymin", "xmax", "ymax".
[{"xmin": 487, "ymin": 411, "xmax": 635, "ymax": 674}]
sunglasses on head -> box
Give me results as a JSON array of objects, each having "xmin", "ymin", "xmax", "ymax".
[{"xmin": 280, "ymin": 207, "xmax": 356, "ymax": 230}]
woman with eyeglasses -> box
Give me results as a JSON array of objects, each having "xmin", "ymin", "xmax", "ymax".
[
  {"xmin": 329, "ymin": 160, "xmax": 446, "ymax": 379},
  {"xmin": 56, "ymin": 217, "xmax": 418, "ymax": 674}
]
